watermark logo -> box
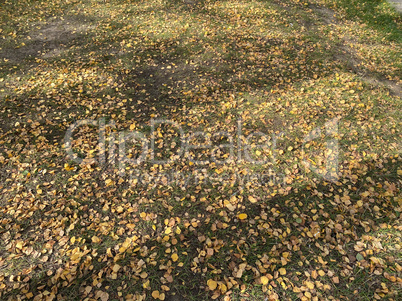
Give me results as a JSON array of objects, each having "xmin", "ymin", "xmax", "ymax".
[
  {"xmin": 64, "ymin": 117, "xmax": 339, "ymax": 185},
  {"xmin": 302, "ymin": 118, "xmax": 339, "ymax": 182}
]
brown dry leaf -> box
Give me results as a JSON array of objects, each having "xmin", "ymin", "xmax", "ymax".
[{"xmin": 112, "ymin": 264, "xmax": 121, "ymax": 273}]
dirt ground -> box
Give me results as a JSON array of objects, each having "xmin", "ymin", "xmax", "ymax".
[{"xmin": 388, "ymin": 0, "xmax": 402, "ymax": 13}]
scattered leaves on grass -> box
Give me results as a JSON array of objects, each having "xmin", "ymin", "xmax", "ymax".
[{"xmin": 0, "ymin": 0, "xmax": 401, "ymax": 300}]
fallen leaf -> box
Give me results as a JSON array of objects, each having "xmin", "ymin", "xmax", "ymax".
[
  {"xmin": 207, "ymin": 279, "xmax": 217, "ymax": 290},
  {"xmin": 261, "ymin": 276, "xmax": 269, "ymax": 285},
  {"xmin": 238, "ymin": 213, "xmax": 247, "ymax": 220}
]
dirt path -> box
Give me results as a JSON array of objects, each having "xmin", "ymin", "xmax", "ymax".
[
  {"xmin": 312, "ymin": 5, "xmax": 401, "ymax": 98},
  {"xmin": 388, "ymin": 0, "xmax": 402, "ymax": 13}
]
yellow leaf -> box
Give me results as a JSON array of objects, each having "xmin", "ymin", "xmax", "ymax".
[
  {"xmin": 248, "ymin": 196, "xmax": 258, "ymax": 203},
  {"xmin": 305, "ymin": 281, "xmax": 314, "ymax": 290},
  {"xmin": 105, "ymin": 179, "xmax": 114, "ymax": 186},
  {"xmin": 207, "ymin": 279, "xmax": 217, "ymax": 290},
  {"xmin": 226, "ymin": 202, "xmax": 236, "ymax": 211},
  {"xmin": 152, "ymin": 291, "xmax": 160, "ymax": 299},
  {"xmin": 388, "ymin": 275, "xmax": 396, "ymax": 282},
  {"xmin": 261, "ymin": 276, "xmax": 269, "ymax": 285},
  {"xmin": 238, "ymin": 213, "xmax": 247, "ymax": 220},
  {"xmin": 279, "ymin": 268, "xmax": 286, "ymax": 275},
  {"xmin": 143, "ymin": 280, "xmax": 150, "ymax": 289},
  {"xmin": 92, "ymin": 236, "xmax": 101, "ymax": 244},
  {"xmin": 171, "ymin": 253, "xmax": 178, "ymax": 262},
  {"xmin": 16, "ymin": 241, "xmax": 23, "ymax": 249},
  {"xmin": 219, "ymin": 283, "xmax": 227, "ymax": 293},
  {"xmin": 64, "ymin": 163, "xmax": 74, "ymax": 171},
  {"xmin": 318, "ymin": 270, "xmax": 325, "ymax": 276},
  {"xmin": 122, "ymin": 238, "xmax": 131, "ymax": 249}
]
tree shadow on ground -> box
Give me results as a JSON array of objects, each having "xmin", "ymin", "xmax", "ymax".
[
  {"xmin": 0, "ymin": 150, "xmax": 400, "ymax": 300},
  {"xmin": 0, "ymin": 0, "xmax": 401, "ymax": 300}
]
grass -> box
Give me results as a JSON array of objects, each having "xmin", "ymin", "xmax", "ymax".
[
  {"xmin": 330, "ymin": 0, "xmax": 402, "ymax": 42},
  {"xmin": 0, "ymin": 0, "xmax": 401, "ymax": 300}
]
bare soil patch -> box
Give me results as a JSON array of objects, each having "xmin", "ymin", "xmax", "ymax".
[
  {"xmin": 311, "ymin": 5, "xmax": 401, "ymax": 97},
  {"xmin": 0, "ymin": 17, "xmax": 94, "ymax": 62}
]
